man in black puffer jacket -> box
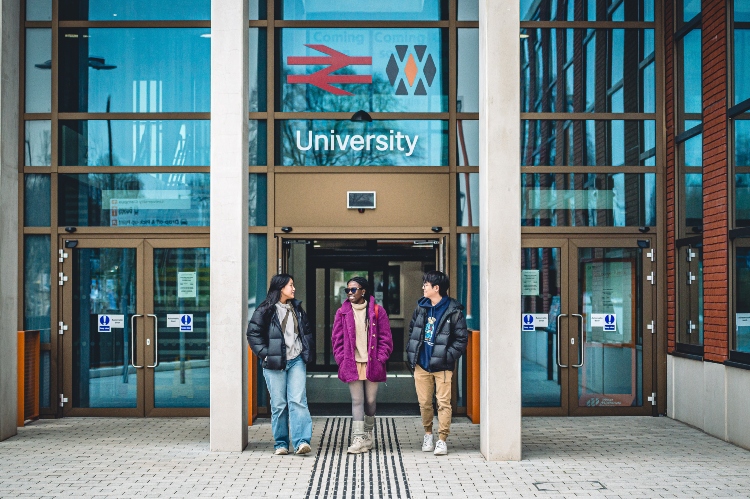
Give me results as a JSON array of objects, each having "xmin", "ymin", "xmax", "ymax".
[{"xmin": 406, "ymin": 270, "xmax": 468, "ymax": 457}]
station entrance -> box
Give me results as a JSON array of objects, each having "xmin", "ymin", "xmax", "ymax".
[{"xmin": 276, "ymin": 237, "xmax": 452, "ymax": 415}]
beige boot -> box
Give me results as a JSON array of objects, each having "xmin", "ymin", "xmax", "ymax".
[
  {"xmin": 363, "ymin": 415, "xmax": 375, "ymax": 450},
  {"xmin": 347, "ymin": 421, "xmax": 368, "ymax": 454}
]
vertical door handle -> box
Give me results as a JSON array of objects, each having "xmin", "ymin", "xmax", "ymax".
[
  {"xmin": 146, "ymin": 314, "xmax": 159, "ymax": 368},
  {"xmin": 556, "ymin": 314, "xmax": 569, "ymax": 368},
  {"xmin": 571, "ymin": 313, "xmax": 584, "ymax": 368},
  {"xmin": 130, "ymin": 314, "xmax": 144, "ymax": 369}
]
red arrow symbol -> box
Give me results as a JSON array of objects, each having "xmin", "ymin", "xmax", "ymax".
[{"xmin": 287, "ymin": 44, "xmax": 372, "ymax": 96}]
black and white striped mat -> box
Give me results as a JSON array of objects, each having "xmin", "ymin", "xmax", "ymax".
[{"xmin": 305, "ymin": 418, "xmax": 411, "ymax": 499}]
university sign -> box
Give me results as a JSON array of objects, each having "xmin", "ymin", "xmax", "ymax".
[{"xmin": 295, "ymin": 129, "xmax": 420, "ymax": 157}]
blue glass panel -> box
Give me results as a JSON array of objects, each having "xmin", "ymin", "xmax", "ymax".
[
  {"xmin": 457, "ymin": 234, "xmax": 479, "ymax": 330},
  {"xmin": 736, "ymin": 173, "xmax": 750, "ymax": 226},
  {"xmin": 280, "ymin": 0, "xmax": 445, "ymax": 20},
  {"xmin": 737, "ymin": 248, "xmax": 750, "ymax": 352},
  {"xmin": 278, "ymin": 120, "xmax": 449, "ymax": 166},
  {"xmin": 279, "ymin": 28, "xmax": 447, "ymax": 113},
  {"xmin": 25, "ymin": 121, "xmax": 51, "ymax": 166},
  {"xmin": 684, "ymin": 133, "xmax": 702, "ymax": 166},
  {"xmin": 457, "ymin": 173, "xmax": 479, "ymax": 226},
  {"xmin": 737, "ymin": 0, "xmax": 750, "ymax": 21},
  {"xmin": 24, "ymin": 235, "xmax": 51, "ymax": 342},
  {"xmin": 522, "ymin": 120, "xmax": 655, "ymax": 166},
  {"xmin": 249, "ymin": 120, "xmax": 267, "ymax": 166},
  {"xmin": 457, "ymin": 0, "xmax": 479, "ymax": 20},
  {"xmin": 60, "ymin": 0, "xmax": 210, "ymax": 20},
  {"xmin": 59, "ymin": 173, "xmax": 210, "ymax": 227},
  {"xmin": 683, "ymin": 29, "xmax": 702, "ymax": 114},
  {"xmin": 250, "ymin": 29, "xmax": 267, "ymax": 112},
  {"xmin": 249, "ymin": 0, "xmax": 266, "ymax": 20},
  {"xmin": 25, "ymin": 174, "xmax": 51, "ymax": 227},
  {"xmin": 26, "ymin": 29, "xmax": 51, "ymax": 113},
  {"xmin": 521, "ymin": 173, "xmax": 656, "ymax": 227},
  {"xmin": 248, "ymin": 234, "xmax": 269, "ymax": 407},
  {"xmin": 684, "ymin": 0, "xmax": 701, "ymax": 21},
  {"xmin": 685, "ymin": 172, "xmax": 702, "ymax": 227},
  {"xmin": 59, "ymin": 28, "xmax": 210, "ymax": 113},
  {"xmin": 457, "ymin": 119, "xmax": 478, "ymax": 166},
  {"xmin": 643, "ymin": 62, "xmax": 655, "ymax": 113},
  {"xmin": 735, "ymin": 30, "xmax": 750, "ymax": 106},
  {"xmin": 27, "ymin": 0, "xmax": 51, "ymax": 21},
  {"xmin": 523, "ymin": 0, "xmax": 653, "ymax": 21},
  {"xmin": 458, "ymin": 29, "xmax": 479, "ymax": 113},
  {"xmin": 585, "ymin": 33, "xmax": 596, "ymax": 110},
  {"xmin": 72, "ymin": 248, "xmax": 137, "ymax": 408},
  {"xmin": 736, "ymin": 120, "xmax": 750, "ymax": 166},
  {"xmin": 249, "ymin": 174, "xmax": 268, "ymax": 226},
  {"xmin": 59, "ymin": 120, "xmax": 210, "ymax": 166}
]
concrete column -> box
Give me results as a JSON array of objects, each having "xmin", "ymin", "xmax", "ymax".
[
  {"xmin": 210, "ymin": 0, "xmax": 249, "ymax": 451},
  {"xmin": 478, "ymin": 0, "xmax": 521, "ymax": 460},
  {"xmin": 0, "ymin": 0, "xmax": 20, "ymax": 442}
]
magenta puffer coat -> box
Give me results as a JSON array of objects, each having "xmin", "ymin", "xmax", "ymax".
[{"xmin": 331, "ymin": 296, "xmax": 393, "ymax": 383}]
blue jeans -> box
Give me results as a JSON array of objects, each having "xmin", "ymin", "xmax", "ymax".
[{"xmin": 263, "ymin": 355, "xmax": 312, "ymax": 451}]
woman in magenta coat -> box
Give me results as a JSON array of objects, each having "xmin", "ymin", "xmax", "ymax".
[{"xmin": 331, "ymin": 276, "xmax": 393, "ymax": 454}]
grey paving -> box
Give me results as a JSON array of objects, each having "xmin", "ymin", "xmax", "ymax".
[{"xmin": 1, "ymin": 416, "xmax": 749, "ymax": 498}]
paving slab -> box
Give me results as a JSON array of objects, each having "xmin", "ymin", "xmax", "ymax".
[{"xmin": 1, "ymin": 416, "xmax": 749, "ymax": 498}]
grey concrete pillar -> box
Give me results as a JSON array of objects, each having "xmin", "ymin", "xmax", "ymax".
[
  {"xmin": 0, "ymin": 0, "xmax": 20, "ymax": 442},
  {"xmin": 478, "ymin": 0, "xmax": 522, "ymax": 460},
  {"xmin": 209, "ymin": 0, "xmax": 249, "ymax": 451}
]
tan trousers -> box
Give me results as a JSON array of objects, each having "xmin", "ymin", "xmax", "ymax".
[{"xmin": 414, "ymin": 364, "xmax": 453, "ymax": 441}]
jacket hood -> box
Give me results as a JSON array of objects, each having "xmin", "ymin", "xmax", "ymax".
[{"xmin": 418, "ymin": 296, "xmax": 462, "ymax": 312}]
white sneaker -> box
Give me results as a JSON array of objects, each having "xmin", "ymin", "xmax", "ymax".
[
  {"xmin": 274, "ymin": 447, "xmax": 288, "ymax": 455},
  {"xmin": 433, "ymin": 439, "xmax": 448, "ymax": 456},
  {"xmin": 295, "ymin": 442, "xmax": 311, "ymax": 455},
  {"xmin": 347, "ymin": 435, "xmax": 369, "ymax": 454},
  {"xmin": 421, "ymin": 433, "xmax": 435, "ymax": 452}
]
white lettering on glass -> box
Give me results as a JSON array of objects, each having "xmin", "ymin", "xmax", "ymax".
[{"xmin": 295, "ymin": 130, "xmax": 419, "ymax": 157}]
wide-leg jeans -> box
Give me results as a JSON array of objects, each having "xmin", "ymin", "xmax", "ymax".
[{"xmin": 263, "ymin": 355, "xmax": 313, "ymax": 451}]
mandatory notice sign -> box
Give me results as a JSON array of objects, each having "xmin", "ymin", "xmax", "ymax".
[{"xmin": 177, "ymin": 272, "xmax": 197, "ymax": 298}]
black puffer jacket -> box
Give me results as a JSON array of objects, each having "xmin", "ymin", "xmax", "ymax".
[
  {"xmin": 406, "ymin": 297, "xmax": 468, "ymax": 372},
  {"xmin": 246, "ymin": 299, "xmax": 314, "ymax": 370}
]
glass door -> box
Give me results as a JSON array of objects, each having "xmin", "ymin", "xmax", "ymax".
[
  {"xmin": 521, "ymin": 237, "xmax": 655, "ymax": 416},
  {"xmin": 144, "ymin": 239, "xmax": 210, "ymax": 416},
  {"xmin": 61, "ymin": 237, "xmax": 210, "ymax": 417},
  {"xmin": 62, "ymin": 238, "xmax": 144, "ymax": 416}
]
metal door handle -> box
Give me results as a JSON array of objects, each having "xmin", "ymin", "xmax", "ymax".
[
  {"xmin": 556, "ymin": 314, "xmax": 568, "ymax": 368},
  {"xmin": 130, "ymin": 314, "xmax": 144, "ymax": 369},
  {"xmin": 146, "ymin": 314, "xmax": 159, "ymax": 368},
  {"xmin": 572, "ymin": 313, "xmax": 584, "ymax": 368}
]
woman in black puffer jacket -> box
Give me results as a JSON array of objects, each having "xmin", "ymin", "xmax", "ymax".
[{"xmin": 247, "ymin": 274, "xmax": 314, "ymax": 456}]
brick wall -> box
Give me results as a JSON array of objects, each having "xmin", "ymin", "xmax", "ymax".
[
  {"xmin": 701, "ymin": 0, "xmax": 729, "ymax": 362},
  {"xmin": 665, "ymin": 0, "xmax": 676, "ymax": 352}
]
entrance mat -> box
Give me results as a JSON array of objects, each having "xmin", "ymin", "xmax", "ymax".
[{"xmin": 306, "ymin": 417, "xmax": 411, "ymax": 499}]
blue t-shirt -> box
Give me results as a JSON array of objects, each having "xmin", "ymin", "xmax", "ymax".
[{"xmin": 417, "ymin": 296, "xmax": 450, "ymax": 372}]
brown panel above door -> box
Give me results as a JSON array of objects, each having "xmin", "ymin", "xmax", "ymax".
[{"xmin": 275, "ymin": 173, "xmax": 450, "ymax": 227}]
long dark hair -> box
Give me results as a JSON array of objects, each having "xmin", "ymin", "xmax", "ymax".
[{"xmin": 259, "ymin": 273, "xmax": 294, "ymax": 309}]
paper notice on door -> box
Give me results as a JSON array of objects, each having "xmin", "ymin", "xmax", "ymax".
[
  {"xmin": 177, "ymin": 272, "xmax": 197, "ymax": 298},
  {"xmin": 521, "ymin": 270, "xmax": 540, "ymax": 296},
  {"xmin": 532, "ymin": 314, "xmax": 548, "ymax": 327},
  {"xmin": 167, "ymin": 314, "xmax": 181, "ymax": 328},
  {"xmin": 737, "ymin": 313, "xmax": 750, "ymax": 329}
]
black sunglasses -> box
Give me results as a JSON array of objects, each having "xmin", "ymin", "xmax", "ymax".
[{"xmin": 345, "ymin": 287, "xmax": 362, "ymax": 294}]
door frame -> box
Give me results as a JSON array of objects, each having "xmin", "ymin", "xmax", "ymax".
[
  {"xmin": 521, "ymin": 235, "xmax": 656, "ymax": 417},
  {"xmin": 59, "ymin": 235, "xmax": 210, "ymax": 417}
]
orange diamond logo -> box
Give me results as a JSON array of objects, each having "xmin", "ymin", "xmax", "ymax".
[{"xmin": 404, "ymin": 54, "xmax": 418, "ymax": 87}]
